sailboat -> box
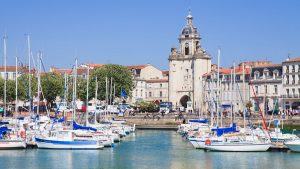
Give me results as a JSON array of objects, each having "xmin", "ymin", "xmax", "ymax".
[
  {"xmin": 284, "ymin": 139, "xmax": 300, "ymax": 152},
  {"xmin": 35, "ymin": 59, "xmax": 103, "ymax": 149}
]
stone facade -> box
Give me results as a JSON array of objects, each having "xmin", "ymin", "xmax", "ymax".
[
  {"xmin": 202, "ymin": 63, "xmax": 251, "ymax": 114},
  {"xmin": 128, "ymin": 64, "xmax": 169, "ymax": 103},
  {"xmin": 250, "ymin": 64, "xmax": 282, "ymax": 114},
  {"xmin": 168, "ymin": 11, "xmax": 211, "ymax": 112},
  {"xmin": 282, "ymin": 57, "xmax": 300, "ymax": 110}
]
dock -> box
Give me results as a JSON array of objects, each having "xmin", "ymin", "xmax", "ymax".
[{"xmin": 136, "ymin": 125, "xmax": 178, "ymax": 130}]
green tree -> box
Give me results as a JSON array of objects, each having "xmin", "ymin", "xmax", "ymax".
[
  {"xmin": 246, "ymin": 101, "xmax": 253, "ymax": 112},
  {"xmin": 41, "ymin": 72, "xmax": 64, "ymax": 107},
  {"xmin": 0, "ymin": 75, "xmax": 34, "ymax": 103},
  {"xmin": 89, "ymin": 64, "xmax": 134, "ymax": 101},
  {"xmin": 18, "ymin": 74, "xmax": 38, "ymax": 102}
]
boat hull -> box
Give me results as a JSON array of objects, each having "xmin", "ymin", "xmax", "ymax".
[
  {"xmin": 189, "ymin": 139, "xmax": 201, "ymax": 149},
  {"xmin": 204, "ymin": 143, "xmax": 271, "ymax": 152},
  {"xmin": 284, "ymin": 140, "xmax": 300, "ymax": 152},
  {"xmin": 35, "ymin": 138, "xmax": 104, "ymax": 149},
  {"xmin": 0, "ymin": 140, "xmax": 26, "ymax": 149}
]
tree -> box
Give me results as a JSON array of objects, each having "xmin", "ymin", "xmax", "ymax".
[
  {"xmin": 0, "ymin": 76, "xmax": 30, "ymax": 103},
  {"xmin": 41, "ymin": 72, "xmax": 64, "ymax": 107},
  {"xmin": 246, "ymin": 101, "xmax": 253, "ymax": 112},
  {"xmin": 89, "ymin": 64, "xmax": 134, "ymax": 102},
  {"xmin": 18, "ymin": 74, "xmax": 38, "ymax": 102}
]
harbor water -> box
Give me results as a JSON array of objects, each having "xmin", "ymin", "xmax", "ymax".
[{"xmin": 0, "ymin": 130, "xmax": 299, "ymax": 169}]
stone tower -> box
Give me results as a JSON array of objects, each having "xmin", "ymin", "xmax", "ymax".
[{"xmin": 168, "ymin": 11, "xmax": 211, "ymax": 112}]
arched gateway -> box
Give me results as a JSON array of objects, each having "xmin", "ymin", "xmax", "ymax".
[{"xmin": 180, "ymin": 95, "xmax": 190, "ymax": 108}]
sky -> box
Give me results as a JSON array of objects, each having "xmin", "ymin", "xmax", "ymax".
[{"xmin": 0, "ymin": 0, "xmax": 300, "ymax": 71}]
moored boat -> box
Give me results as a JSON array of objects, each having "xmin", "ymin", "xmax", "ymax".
[
  {"xmin": 284, "ymin": 139, "xmax": 300, "ymax": 152},
  {"xmin": 204, "ymin": 140, "xmax": 271, "ymax": 152},
  {"xmin": 35, "ymin": 130, "xmax": 104, "ymax": 149}
]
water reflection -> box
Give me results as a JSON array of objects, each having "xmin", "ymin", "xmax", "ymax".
[{"xmin": 1, "ymin": 130, "xmax": 300, "ymax": 169}]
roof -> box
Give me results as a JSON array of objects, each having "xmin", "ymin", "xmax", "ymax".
[
  {"xmin": 203, "ymin": 67, "xmax": 251, "ymax": 77},
  {"xmin": 84, "ymin": 63, "xmax": 105, "ymax": 68},
  {"xmin": 162, "ymin": 70, "xmax": 169, "ymax": 75},
  {"xmin": 283, "ymin": 56, "xmax": 300, "ymax": 63},
  {"xmin": 0, "ymin": 66, "xmax": 35, "ymax": 73},
  {"xmin": 127, "ymin": 64, "xmax": 150, "ymax": 69},
  {"xmin": 145, "ymin": 79, "xmax": 168, "ymax": 83},
  {"xmin": 253, "ymin": 63, "xmax": 282, "ymax": 68},
  {"xmin": 50, "ymin": 67, "xmax": 72, "ymax": 75}
]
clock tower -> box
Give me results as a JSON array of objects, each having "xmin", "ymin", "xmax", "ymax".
[{"xmin": 168, "ymin": 11, "xmax": 211, "ymax": 112}]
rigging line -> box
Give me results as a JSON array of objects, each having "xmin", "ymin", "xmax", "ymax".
[{"xmin": 246, "ymin": 68, "xmax": 271, "ymax": 139}]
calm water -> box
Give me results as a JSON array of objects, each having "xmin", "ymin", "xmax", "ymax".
[{"xmin": 0, "ymin": 130, "xmax": 300, "ymax": 169}]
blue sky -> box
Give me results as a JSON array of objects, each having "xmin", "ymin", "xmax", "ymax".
[{"xmin": 1, "ymin": 0, "xmax": 300, "ymax": 71}]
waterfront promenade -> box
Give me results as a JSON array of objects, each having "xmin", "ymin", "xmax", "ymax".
[{"xmin": 6, "ymin": 111, "xmax": 300, "ymax": 130}]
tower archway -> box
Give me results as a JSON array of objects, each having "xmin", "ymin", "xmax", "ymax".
[{"xmin": 180, "ymin": 95, "xmax": 190, "ymax": 108}]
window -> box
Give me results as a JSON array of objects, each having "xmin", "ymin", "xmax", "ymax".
[
  {"xmin": 292, "ymin": 75, "xmax": 295, "ymax": 84},
  {"xmin": 149, "ymin": 92, "xmax": 152, "ymax": 97},
  {"xmin": 292, "ymin": 65, "xmax": 295, "ymax": 72},
  {"xmin": 185, "ymin": 43, "xmax": 189, "ymax": 55},
  {"xmin": 292, "ymin": 89, "xmax": 295, "ymax": 96},
  {"xmin": 13, "ymin": 73, "xmax": 16, "ymax": 80},
  {"xmin": 274, "ymin": 85, "xmax": 278, "ymax": 94},
  {"xmin": 5, "ymin": 73, "xmax": 8, "ymax": 79},
  {"xmin": 264, "ymin": 85, "xmax": 267, "ymax": 94},
  {"xmin": 160, "ymin": 83, "xmax": 162, "ymax": 88},
  {"xmin": 255, "ymin": 86, "xmax": 258, "ymax": 94},
  {"xmin": 140, "ymin": 90, "xmax": 143, "ymax": 97},
  {"xmin": 135, "ymin": 89, "xmax": 138, "ymax": 97},
  {"xmin": 160, "ymin": 91, "xmax": 162, "ymax": 97},
  {"xmin": 254, "ymin": 71, "xmax": 260, "ymax": 80},
  {"xmin": 287, "ymin": 89, "xmax": 289, "ymax": 96},
  {"xmin": 273, "ymin": 70, "xmax": 279, "ymax": 79}
]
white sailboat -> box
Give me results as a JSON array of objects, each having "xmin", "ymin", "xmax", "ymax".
[
  {"xmin": 284, "ymin": 139, "xmax": 300, "ymax": 152},
  {"xmin": 35, "ymin": 130, "xmax": 103, "ymax": 149},
  {"xmin": 35, "ymin": 60, "xmax": 102, "ymax": 149}
]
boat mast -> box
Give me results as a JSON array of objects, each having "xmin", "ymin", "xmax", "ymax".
[
  {"xmin": 71, "ymin": 59, "xmax": 78, "ymax": 129},
  {"xmin": 216, "ymin": 49, "xmax": 220, "ymax": 127},
  {"xmin": 230, "ymin": 69, "xmax": 233, "ymax": 124},
  {"xmin": 85, "ymin": 65, "xmax": 89, "ymax": 126},
  {"xmin": 15, "ymin": 55, "xmax": 18, "ymax": 113},
  {"xmin": 3, "ymin": 35, "xmax": 7, "ymax": 117},
  {"xmin": 243, "ymin": 62, "xmax": 246, "ymax": 129},
  {"xmin": 233, "ymin": 62, "xmax": 236, "ymax": 123},
  {"xmin": 95, "ymin": 76, "xmax": 98, "ymax": 102},
  {"xmin": 109, "ymin": 77, "xmax": 113, "ymax": 105},
  {"xmin": 37, "ymin": 51, "xmax": 41, "ymax": 116},
  {"xmin": 27, "ymin": 35, "xmax": 32, "ymax": 115}
]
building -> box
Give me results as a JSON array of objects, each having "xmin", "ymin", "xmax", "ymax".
[
  {"xmin": 168, "ymin": 11, "xmax": 211, "ymax": 112},
  {"xmin": 0, "ymin": 65, "xmax": 33, "ymax": 80},
  {"xmin": 282, "ymin": 57, "xmax": 300, "ymax": 110},
  {"xmin": 202, "ymin": 63, "xmax": 251, "ymax": 114},
  {"xmin": 51, "ymin": 63, "xmax": 169, "ymax": 103},
  {"xmin": 250, "ymin": 63, "xmax": 282, "ymax": 114},
  {"xmin": 127, "ymin": 64, "xmax": 168, "ymax": 103}
]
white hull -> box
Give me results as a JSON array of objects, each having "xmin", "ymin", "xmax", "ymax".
[
  {"xmin": 0, "ymin": 140, "xmax": 26, "ymax": 149},
  {"xmin": 204, "ymin": 143, "xmax": 271, "ymax": 152},
  {"xmin": 189, "ymin": 139, "xmax": 201, "ymax": 149},
  {"xmin": 36, "ymin": 139, "xmax": 103, "ymax": 149},
  {"xmin": 284, "ymin": 140, "xmax": 300, "ymax": 152}
]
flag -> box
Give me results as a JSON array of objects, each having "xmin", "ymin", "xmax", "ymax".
[{"xmin": 121, "ymin": 88, "xmax": 128, "ymax": 99}]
